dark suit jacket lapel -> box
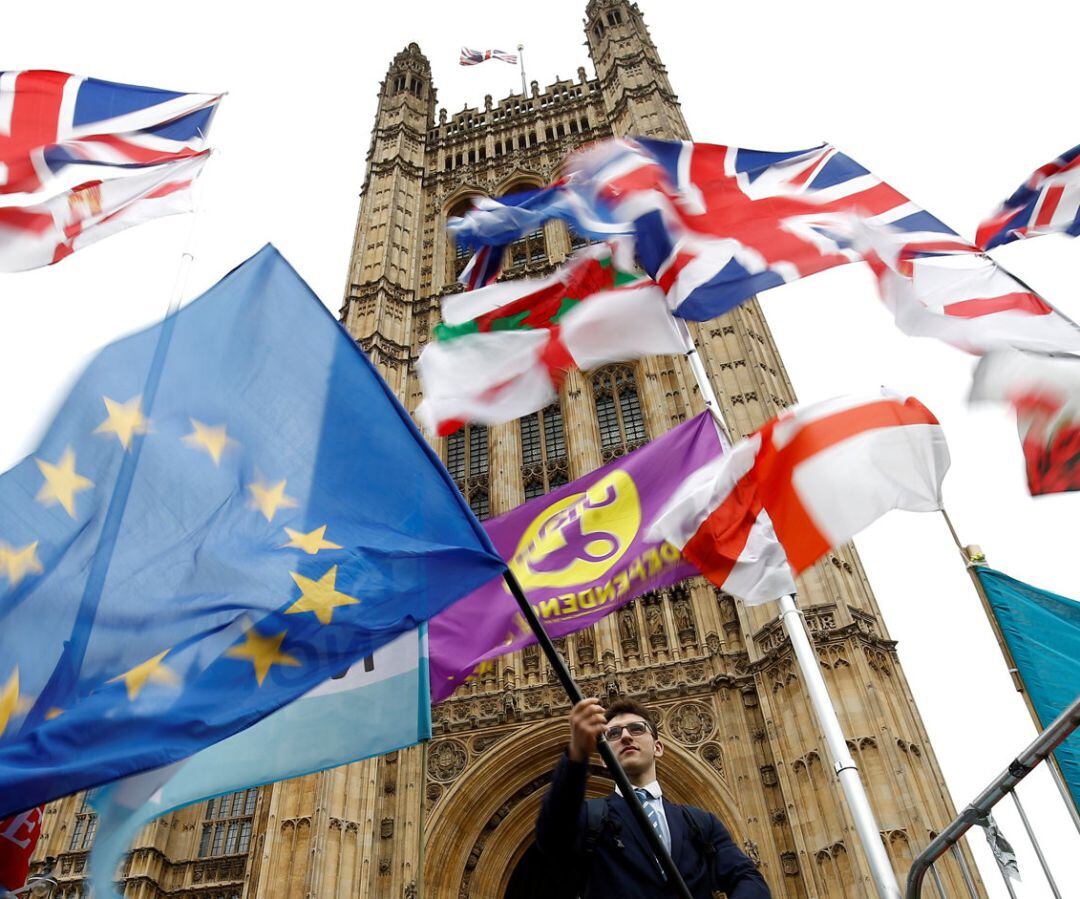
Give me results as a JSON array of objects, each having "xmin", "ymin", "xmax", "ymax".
[
  {"xmin": 664, "ymin": 798, "xmax": 691, "ymax": 870},
  {"xmin": 609, "ymin": 794, "xmax": 665, "ymax": 880}
]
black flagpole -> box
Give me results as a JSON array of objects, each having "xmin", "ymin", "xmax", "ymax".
[{"xmin": 502, "ymin": 569, "xmax": 695, "ymax": 899}]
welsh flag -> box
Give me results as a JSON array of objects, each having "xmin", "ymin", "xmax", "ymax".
[
  {"xmin": 416, "ymin": 245, "xmax": 686, "ymax": 435},
  {"xmin": 971, "ymin": 349, "xmax": 1080, "ymax": 495}
]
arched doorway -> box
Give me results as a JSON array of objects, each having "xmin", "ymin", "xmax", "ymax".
[{"xmin": 504, "ymin": 842, "xmax": 548, "ymax": 899}]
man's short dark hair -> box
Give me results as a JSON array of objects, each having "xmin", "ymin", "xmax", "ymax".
[{"xmin": 604, "ymin": 697, "xmax": 658, "ymax": 738}]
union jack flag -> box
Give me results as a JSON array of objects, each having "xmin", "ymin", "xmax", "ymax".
[
  {"xmin": 856, "ymin": 218, "xmax": 1080, "ymax": 356},
  {"xmin": 0, "ymin": 70, "xmax": 220, "ymax": 195},
  {"xmin": 586, "ymin": 138, "xmax": 970, "ymax": 320},
  {"xmin": 459, "ymin": 48, "xmax": 518, "ymax": 66},
  {"xmin": 449, "ymin": 137, "xmax": 969, "ymax": 320},
  {"xmin": 976, "ymin": 143, "xmax": 1080, "ymax": 250},
  {"xmin": 457, "ymin": 243, "xmax": 504, "ymax": 290}
]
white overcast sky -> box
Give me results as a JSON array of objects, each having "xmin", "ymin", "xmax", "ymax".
[{"xmin": 2, "ymin": 2, "xmax": 1077, "ymax": 895}]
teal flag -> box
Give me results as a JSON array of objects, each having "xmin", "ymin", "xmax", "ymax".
[{"xmin": 975, "ymin": 566, "xmax": 1080, "ymax": 809}]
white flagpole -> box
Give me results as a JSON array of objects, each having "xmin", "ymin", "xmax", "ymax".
[
  {"xmin": 164, "ymin": 155, "xmax": 211, "ymax": 316},
  {"xmin": 779, "ymin": 594, "xmax": 902, "ymax": 899},
  {"xmin": 675, "ymin": 318, "xmax": 731, "ymax": 445},
  {"xmin": 517, "ymin": 44, "xmax": 527, "ymax": 98},
  {"xmin": 676, "ymin": 321, "xmax": 902, "ymax": 898}
]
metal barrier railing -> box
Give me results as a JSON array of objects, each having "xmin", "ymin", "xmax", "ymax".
[{"xmin": 906, "ymin": 695, "xmax": 1080, "ymax": 899}]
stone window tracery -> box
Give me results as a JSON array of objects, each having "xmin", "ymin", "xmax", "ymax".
[
  {"xmin": 69, "ymin": 792, "xmax": 98, "ymax": 851},
  {"xmin": 447, "ymin": 425, "xmax": 490, "ymax": 519},
  {"xmin": 568, "ymin": 225, "xmax": 590, "ymax": 252},
  {"xmin": 520, "ymin": 403, "xmax": 569, "ymax": 499},
  {"xmin": 198, "ymin": 789, "xmax": 257, "ymax": 859},
  {"xmin": 593, "ymin": 364, "xmax": 647, "ymax": 460},
  {"xmin": 454, "ymin": 239, "xmax": 471, "ymax": 279},
  {"xmin": 506, "ymin": 228, "xmax": 546, "ymax": 270}
]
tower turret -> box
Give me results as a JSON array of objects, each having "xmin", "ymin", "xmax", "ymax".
[
  {"xmin": 341, "ymin": 43, "xmax": 435, "ymax": 396},
  {"xmin": 585, "ymin": 0, "xmax": 690, "ymax": 139}
]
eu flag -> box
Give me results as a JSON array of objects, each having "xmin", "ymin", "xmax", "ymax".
[{"xmin": 0, "ymin": 245, "xmax": 505, "ymax": 815}]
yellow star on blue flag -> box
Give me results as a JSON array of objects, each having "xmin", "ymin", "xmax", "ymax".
[{"xmin": 0, "ymin": 245, "xmax": 504, "ymax": 817}]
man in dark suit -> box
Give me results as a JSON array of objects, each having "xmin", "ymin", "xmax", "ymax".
[{"xmin": 536, "ymin": 696, "xmax": 771, "ymax": 898}]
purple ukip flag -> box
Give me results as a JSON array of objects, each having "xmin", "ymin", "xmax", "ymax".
[{"xmin": 429, "ymin": 412, "xmax": 723, "ymax": 701}]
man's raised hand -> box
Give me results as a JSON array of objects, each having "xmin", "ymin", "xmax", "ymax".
[{"xmin": 568, "ymin": 697, "xmax": 607, "ymax": 762}]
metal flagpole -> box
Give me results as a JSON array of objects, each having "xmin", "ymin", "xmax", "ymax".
[
  {"xmin": 502, "ymin": 570, "xmax": 695, "ymax": 899},
  {"xmin": 675, "ymin": 318, "xmax": 732, "ymax": 445},
  {"xmin": 939, "ymin": 507, "xmax": 1080, "ymax": 834},
  {"xmin": 164, "ymin": 152, "xmax": 212, "ymax": 316},
  {"xmin": 676, "ymin": 314, "xmax": 901, "ymax": 897},
  {"xmin": 779, "ymin": 594, "xmax": 903, "ymax": 899},
  {"xmin": 517, "ymin": 44, "xmax": 527, "ymax": 98}
]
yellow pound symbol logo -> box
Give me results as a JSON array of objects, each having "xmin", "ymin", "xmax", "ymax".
[{"xmin": 510, "ymin": 470, "xmax": 641, "ymax": 590}]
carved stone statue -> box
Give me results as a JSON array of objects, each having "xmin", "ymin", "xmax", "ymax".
[
  {"xmin": 647, "ymin": 604, "xmax": 663, "ymax": 637},
  {"xmin": 673, "ymin": 598, "xmax": 694, "ymax": 635},
  {"xmin": 576, "ymin": 626, "xmax": 595, "ymax": 664}
]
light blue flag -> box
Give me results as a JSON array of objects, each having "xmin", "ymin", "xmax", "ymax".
[
  {"xmin": 0, "ymin": 244, "xmax": 504, "ymax": 815},
  {"xmin": 89, "ymin": 626, "xmax": 430, "ymax": 897},
  {"xmin": 975, "ymin": 566, "xmax": 1080, "ymax": 810}
]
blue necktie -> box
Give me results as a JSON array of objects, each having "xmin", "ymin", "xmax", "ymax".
[{"xmin": 634, "ymin": 787, "xmax": 670, "ymax": 851}]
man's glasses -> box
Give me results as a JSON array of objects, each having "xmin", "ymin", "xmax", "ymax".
[{"xmin": 604, "ymin": 720, "xmax": 651, "ymax": 741}]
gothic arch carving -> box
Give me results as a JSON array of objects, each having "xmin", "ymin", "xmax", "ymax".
[
  {"xmin": 494, "ymin": 171, "xmax": 545, "ymax": 196},
  {"xmin": 423, "ymin": 717, "xmax": 748, "ymax": 897},
  {"xmin": 441, "ymin": 188, "xmax": 490, "ymax": 284},
  {"xmin": 442, "ymin": 186, "xmax": 488, "ymax": 218}
]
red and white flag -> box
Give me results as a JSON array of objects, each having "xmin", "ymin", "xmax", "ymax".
[
  {"xmin": 0, "ymin": 151, "xmax": 207, "ymax": 271},
  {"xmin": 649, "ymin": 392, "xmax": 950, "ymax": 602},
  {"xmin": 0, "ymin": 805, "xmax": 44, "ymax": 892},
  {"xmin": 858, "ymin": 221, "xmax": 1080, "ymax": 356},
  {"xmin": 647, "ymin": 435, "xmax": 797, "ymax": 603},
  {"xmin": 971, "ymin": 349, "xmax": 1080, "ymax": 495}
]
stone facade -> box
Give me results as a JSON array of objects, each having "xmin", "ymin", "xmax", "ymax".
[{"xmin": 29, "ymin": 2, "xmax": 985, "ymax": 897}]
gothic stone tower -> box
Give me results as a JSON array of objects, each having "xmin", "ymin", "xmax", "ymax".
[
  {"xmin": 28, "ymin": 3, "xmax": 985, "ymax": 898},
  {"xmin": 335, "ymin": 3, "xmax": 984, "ymax": 896}
]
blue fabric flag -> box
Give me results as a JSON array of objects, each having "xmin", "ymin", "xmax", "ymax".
[
  {"xmin": 974, "ymin": 566, "xmax": 1080, "ymax": 810},
  {"xmin": 89, "ymin": 626, "xmax": 430, "ymax": 897},
  {"xmin": 0, "ymin": 245, "xmax": 504, "ymax": 816}
]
